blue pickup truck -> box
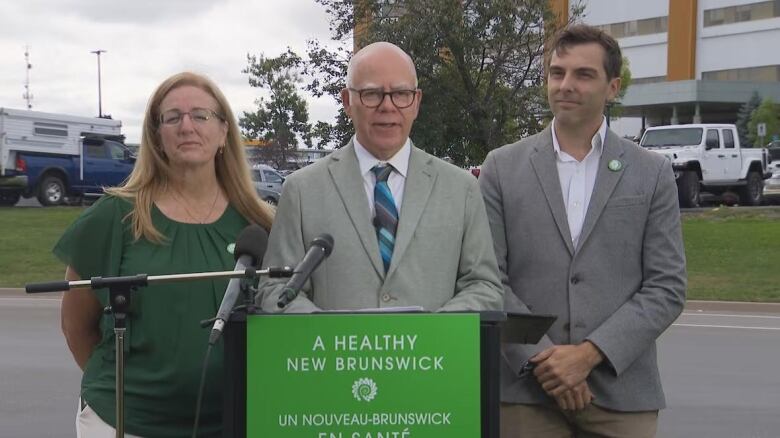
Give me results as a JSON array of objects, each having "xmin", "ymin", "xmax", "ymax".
[{"xmin": 1, "ymin": 108, "xmax": 135, "ymax": 206}]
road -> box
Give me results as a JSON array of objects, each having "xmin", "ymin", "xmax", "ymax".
[
  {"xmin": 658, "ymin": 303, "xmax": 780, "ymax": 438},
  {"xmin": 1, "ymin": 291, "xmax": 779, "ymax": 437},
  {"xmin": 0, "ymin": 291, "xmax": 80, "ymax": 437}
]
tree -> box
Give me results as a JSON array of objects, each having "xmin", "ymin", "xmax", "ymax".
[
  {"xmin": 606, "ymin": 56, "xmax": 632, "ymax": 120},
  {"xmin": 303, "ymin": 41, "xmax": 355, "ymax": 148},
  {"xmin": 305, "ymin": 0, "xmax": 582, "ymax": 165},
  {"xmin": 736, "ymin": 91, "xmax": 761, "ymax": 147},
  {"xmin": 747, "ymin": 97, "xmax": 780, "ymax": 148},
  {"xmin": 240, "ymin": 49, "xmax": 312, "ymax": 169}
]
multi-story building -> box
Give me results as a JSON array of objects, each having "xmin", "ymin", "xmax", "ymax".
[
  {"xmin": 554, "ymin": 0, "xmax": 780, "ymax": 136},
  {"xmin": 244, "ymin": 139, "xmax": 332, "ymax": 169}
]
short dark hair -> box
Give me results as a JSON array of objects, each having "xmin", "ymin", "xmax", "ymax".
[{"xmin": 546, "ymin": 24, "xmax": 623, "ymax": 80}]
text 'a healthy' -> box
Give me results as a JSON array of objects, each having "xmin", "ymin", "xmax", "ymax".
[{"xmin": 312, "ymin": 335, "xmax": 419, "ymax": 352}]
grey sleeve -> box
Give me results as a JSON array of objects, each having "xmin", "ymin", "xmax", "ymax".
[
  {"xmin": 479, "ymin": 151, "xmax": 554, "ymax": 372},
  {"xmin": 256, "ymin": 177, "xmax": 320, "ymax": 313},
  {"xmin": 438, "ymin": 176, "xmax": 504, "ymax": 312},
  {"xmin": 585, "ymin": 158, "xmax": 687, "ymax": 375}
]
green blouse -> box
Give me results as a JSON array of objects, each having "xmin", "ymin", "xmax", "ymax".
[{"xmin": 54, "ymin": 195, "xmax": 249, "ymax": 437}]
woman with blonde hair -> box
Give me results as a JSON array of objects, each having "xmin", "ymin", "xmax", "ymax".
[{"xmin": 56, "ymin": 71, "xmax": 273, "ymax": 437}]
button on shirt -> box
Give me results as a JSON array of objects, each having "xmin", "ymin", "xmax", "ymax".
[
  {"xmin": 353, "ymin": 136, "xmax": 410, "ymax": 216},
  {"xmin": 551, "ymin": 117, "xmax": 607, "ymax": 248}
]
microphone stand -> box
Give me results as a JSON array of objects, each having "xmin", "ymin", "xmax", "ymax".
[{"xmin": 26, "ymin": 267, "xmax": 292, "ymax": 438}]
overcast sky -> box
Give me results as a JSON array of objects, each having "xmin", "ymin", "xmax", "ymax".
[{"xmin": 0, "ymin": 0, "xmax": 343, "ymax": 144}]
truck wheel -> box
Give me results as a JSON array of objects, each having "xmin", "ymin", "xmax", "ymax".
[
  {"xmin": 677, "ymin": 171, "xmax": 700, "ymax": 208},
  {"xmin": 0, "ymin": 192, "xmax": 21, "ymax": 206},
  {"xmin": 738, "ymin": 171, "xmax": 763, "ymax": 206},
  {"xmin": 37, "ymin": 176, "xmax": 66, "ymax": 206}
]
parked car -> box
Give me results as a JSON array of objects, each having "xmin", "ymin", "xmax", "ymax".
[
  {"xmin": 640, "ymin": 124, "xmax": 771, "ymax": 207},
  {"xmin": 764, "ymin": 141, "xmax": 780, "ymax": 197},
  {"xmin": 251, "ymin": 164, "xmax": 285, "ymax": 205}
]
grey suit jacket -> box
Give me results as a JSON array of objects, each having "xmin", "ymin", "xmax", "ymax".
[
  {"xmin": 479, "ymin": 126, "xmax": 686, "ymax": 411},
  {"xmin": 257, "ymin": 140, "xmax": 503, "ymax": 313}
]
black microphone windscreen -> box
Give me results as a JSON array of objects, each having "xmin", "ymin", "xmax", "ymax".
[
  {"xmin": 312, "ymin": 233, "xmax": 334, "ymax": 256},
  {"xmin": 233, "ymin": 224, "xmax": 269, "ymax": 266}
]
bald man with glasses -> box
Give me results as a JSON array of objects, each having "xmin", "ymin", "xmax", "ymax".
[{"xmin": 257, "ymin": 41, "xmax": 503, "ymax": 313}]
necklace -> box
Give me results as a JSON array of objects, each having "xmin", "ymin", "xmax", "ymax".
[{"xmin": 171, "ymin": 186, "xmax": 220, "ymax": 224}]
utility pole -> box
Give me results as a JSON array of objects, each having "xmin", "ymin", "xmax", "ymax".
[
  {"xmin": 23, "ymin": 46, "xmax": 33, "ymax": 109},
  {"xmin": 91, "ymin": 49, "xmax": 106, "ymax": 117}
]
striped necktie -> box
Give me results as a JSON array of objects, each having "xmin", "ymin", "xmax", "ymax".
[{"xmin": 371, "ymin": 164, "xmax": 398, "ymax": 273}]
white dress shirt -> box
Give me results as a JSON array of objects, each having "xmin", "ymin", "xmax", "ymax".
[
  {"xmin": 353, "ymin": 136, "xmax": 410, "ymax": 216},
  {"xmin": 551, "ymin": 117, "xmax": 607, "ymax": 248}
]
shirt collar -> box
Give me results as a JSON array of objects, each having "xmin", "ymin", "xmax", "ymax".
[
  {"xmin": 551, "ymin": 116, "xmax": 607, "ymax": 159},
  {"xmin": 353, "ymin": 136, "xmax": 411, "ymax": 178}
]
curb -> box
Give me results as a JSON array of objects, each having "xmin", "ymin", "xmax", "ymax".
[
  {"xmin": 685, "ymin": 299, "xmax": 780, "ymax": 314},
  {"xmin": 0, "ymin": 288, "xmax": 62, "ymax": 298},
  {"xmin": 2, "ymin": 288, "xmax": 779, "ymax": 312}
]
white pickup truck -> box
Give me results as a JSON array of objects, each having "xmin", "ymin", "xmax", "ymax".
[{"xmin": 640, "ymin": 124, "xmax": 772, "ymax": 207}]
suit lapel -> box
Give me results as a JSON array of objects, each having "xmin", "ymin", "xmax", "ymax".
[
  {"xmin": 577, "ymin": 130, "xmax": 628, "ymax": 251},
  {"xmin": 328, "ymin": 142, "xmax": 385, "ymax": 278},
  {"xmin": 385, "ymin": 145, "xmax": 436, "ymax": 280},
  {"xmin": 529, "ymin": 127, "xmax": 575, "ymax": 255}
]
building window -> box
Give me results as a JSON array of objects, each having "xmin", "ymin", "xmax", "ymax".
[
  {"xmin": 704, "ymin": 0, "xmax": 780, "ymax": 27},
  {"xmin": 33, "ymin": 122, "xmax": 68, "ymax": 137},
  {"xmin": 631, "ymin": 76, "xmax": 667, "ymax": 85},
  {"xmin": 595, "ymin": 16, "xmax": 668, "ymax": 39},
  {"xmin": 702, "ymin": 65, "xmax": 780, "ymax": 82}
]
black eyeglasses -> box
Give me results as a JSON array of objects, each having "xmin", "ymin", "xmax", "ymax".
[
  {"xmin": 348, "ymin": 88, "xmax": 418, "ymax": 109},
  {"xmin": 159, "ymin": 108, "xmax": 225, "ymax": 126}
]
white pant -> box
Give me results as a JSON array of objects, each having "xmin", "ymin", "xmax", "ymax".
[{"xmin": 76, "ymin": 398, "xmax": 143, "ymax": 438}]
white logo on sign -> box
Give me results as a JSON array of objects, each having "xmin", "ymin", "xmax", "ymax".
[{"xmin": 352, "ymin": 377, "xmax": 378, "ymax": 402}]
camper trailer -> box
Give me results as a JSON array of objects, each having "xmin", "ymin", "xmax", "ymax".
[{"xmin": 0, "ymin": 108, "xmax": 134, "ymax": 206}]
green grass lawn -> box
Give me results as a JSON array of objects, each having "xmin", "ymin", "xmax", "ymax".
[
  {"xmin": 1, "ymin": 205, "xmax": 779, "ymax": 302},
  {"xmin": 0, "ymin": 206, "xmax": 85, "ymax": 287},
  {"xmin": 682, "ymin": 207, "xmax": 780, "ymax": 302}
]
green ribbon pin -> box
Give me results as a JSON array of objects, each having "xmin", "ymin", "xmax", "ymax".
[{"xmin": 608, "ymin": 159, "xmax": 622, "ymax": 172}]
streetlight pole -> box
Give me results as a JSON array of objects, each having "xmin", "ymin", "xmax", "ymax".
[{"xmin": 91, "ymin": 49, "xmax": 106, "ymax": 117}]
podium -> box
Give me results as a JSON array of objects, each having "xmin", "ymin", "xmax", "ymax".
[{"xmin": 223, "ymin": 311, "xmax": 553, "ymax": 438}]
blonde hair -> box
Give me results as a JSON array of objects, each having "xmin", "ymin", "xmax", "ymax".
[{"xmin": 106, "ymin": 71, "xmax": 274, "ymax": 242}]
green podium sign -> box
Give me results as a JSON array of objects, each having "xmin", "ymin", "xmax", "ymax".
[{"xmin": 247, "ymin": 313, "xmax": 481, "ymax": 438}]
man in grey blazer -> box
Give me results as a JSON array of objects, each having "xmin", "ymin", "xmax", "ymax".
[
  {"xmin": 257, "ymin": 41, "xmax": 503, "ymax": 313},
  {"xmin": 480, "ymin": 25, "xmax": 686, "ymax": 437}
]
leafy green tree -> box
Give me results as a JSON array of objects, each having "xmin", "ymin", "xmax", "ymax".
[
  {"xmin": 747, "ymin": 97, "xmax": 780, "ymax": 148},
  {"xmin": 736, "ymin": 91, "xmax": 761, "ymax": 147},
  {"xmin": 305, "ymin": 0, "xmax": 582, "ymax": 165},
  {"xmin": 303, "ymin": 41, "xmax": 355, "ymax": 148},
  {"xmin": 240, "ymin": 49, "xmax": 312, "ymax": 169},
  {"xmin": 606, "ymin": 56, "xmax": 632, "ymax": 120}
]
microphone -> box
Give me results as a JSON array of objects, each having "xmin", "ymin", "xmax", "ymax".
[
  {"xmin": 277, "ymin": 234, "xmax": 334, "ymax": 309},
  {"xmin": 208, "ymin": 224, "xmax": 268, "ymax": 345}
]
